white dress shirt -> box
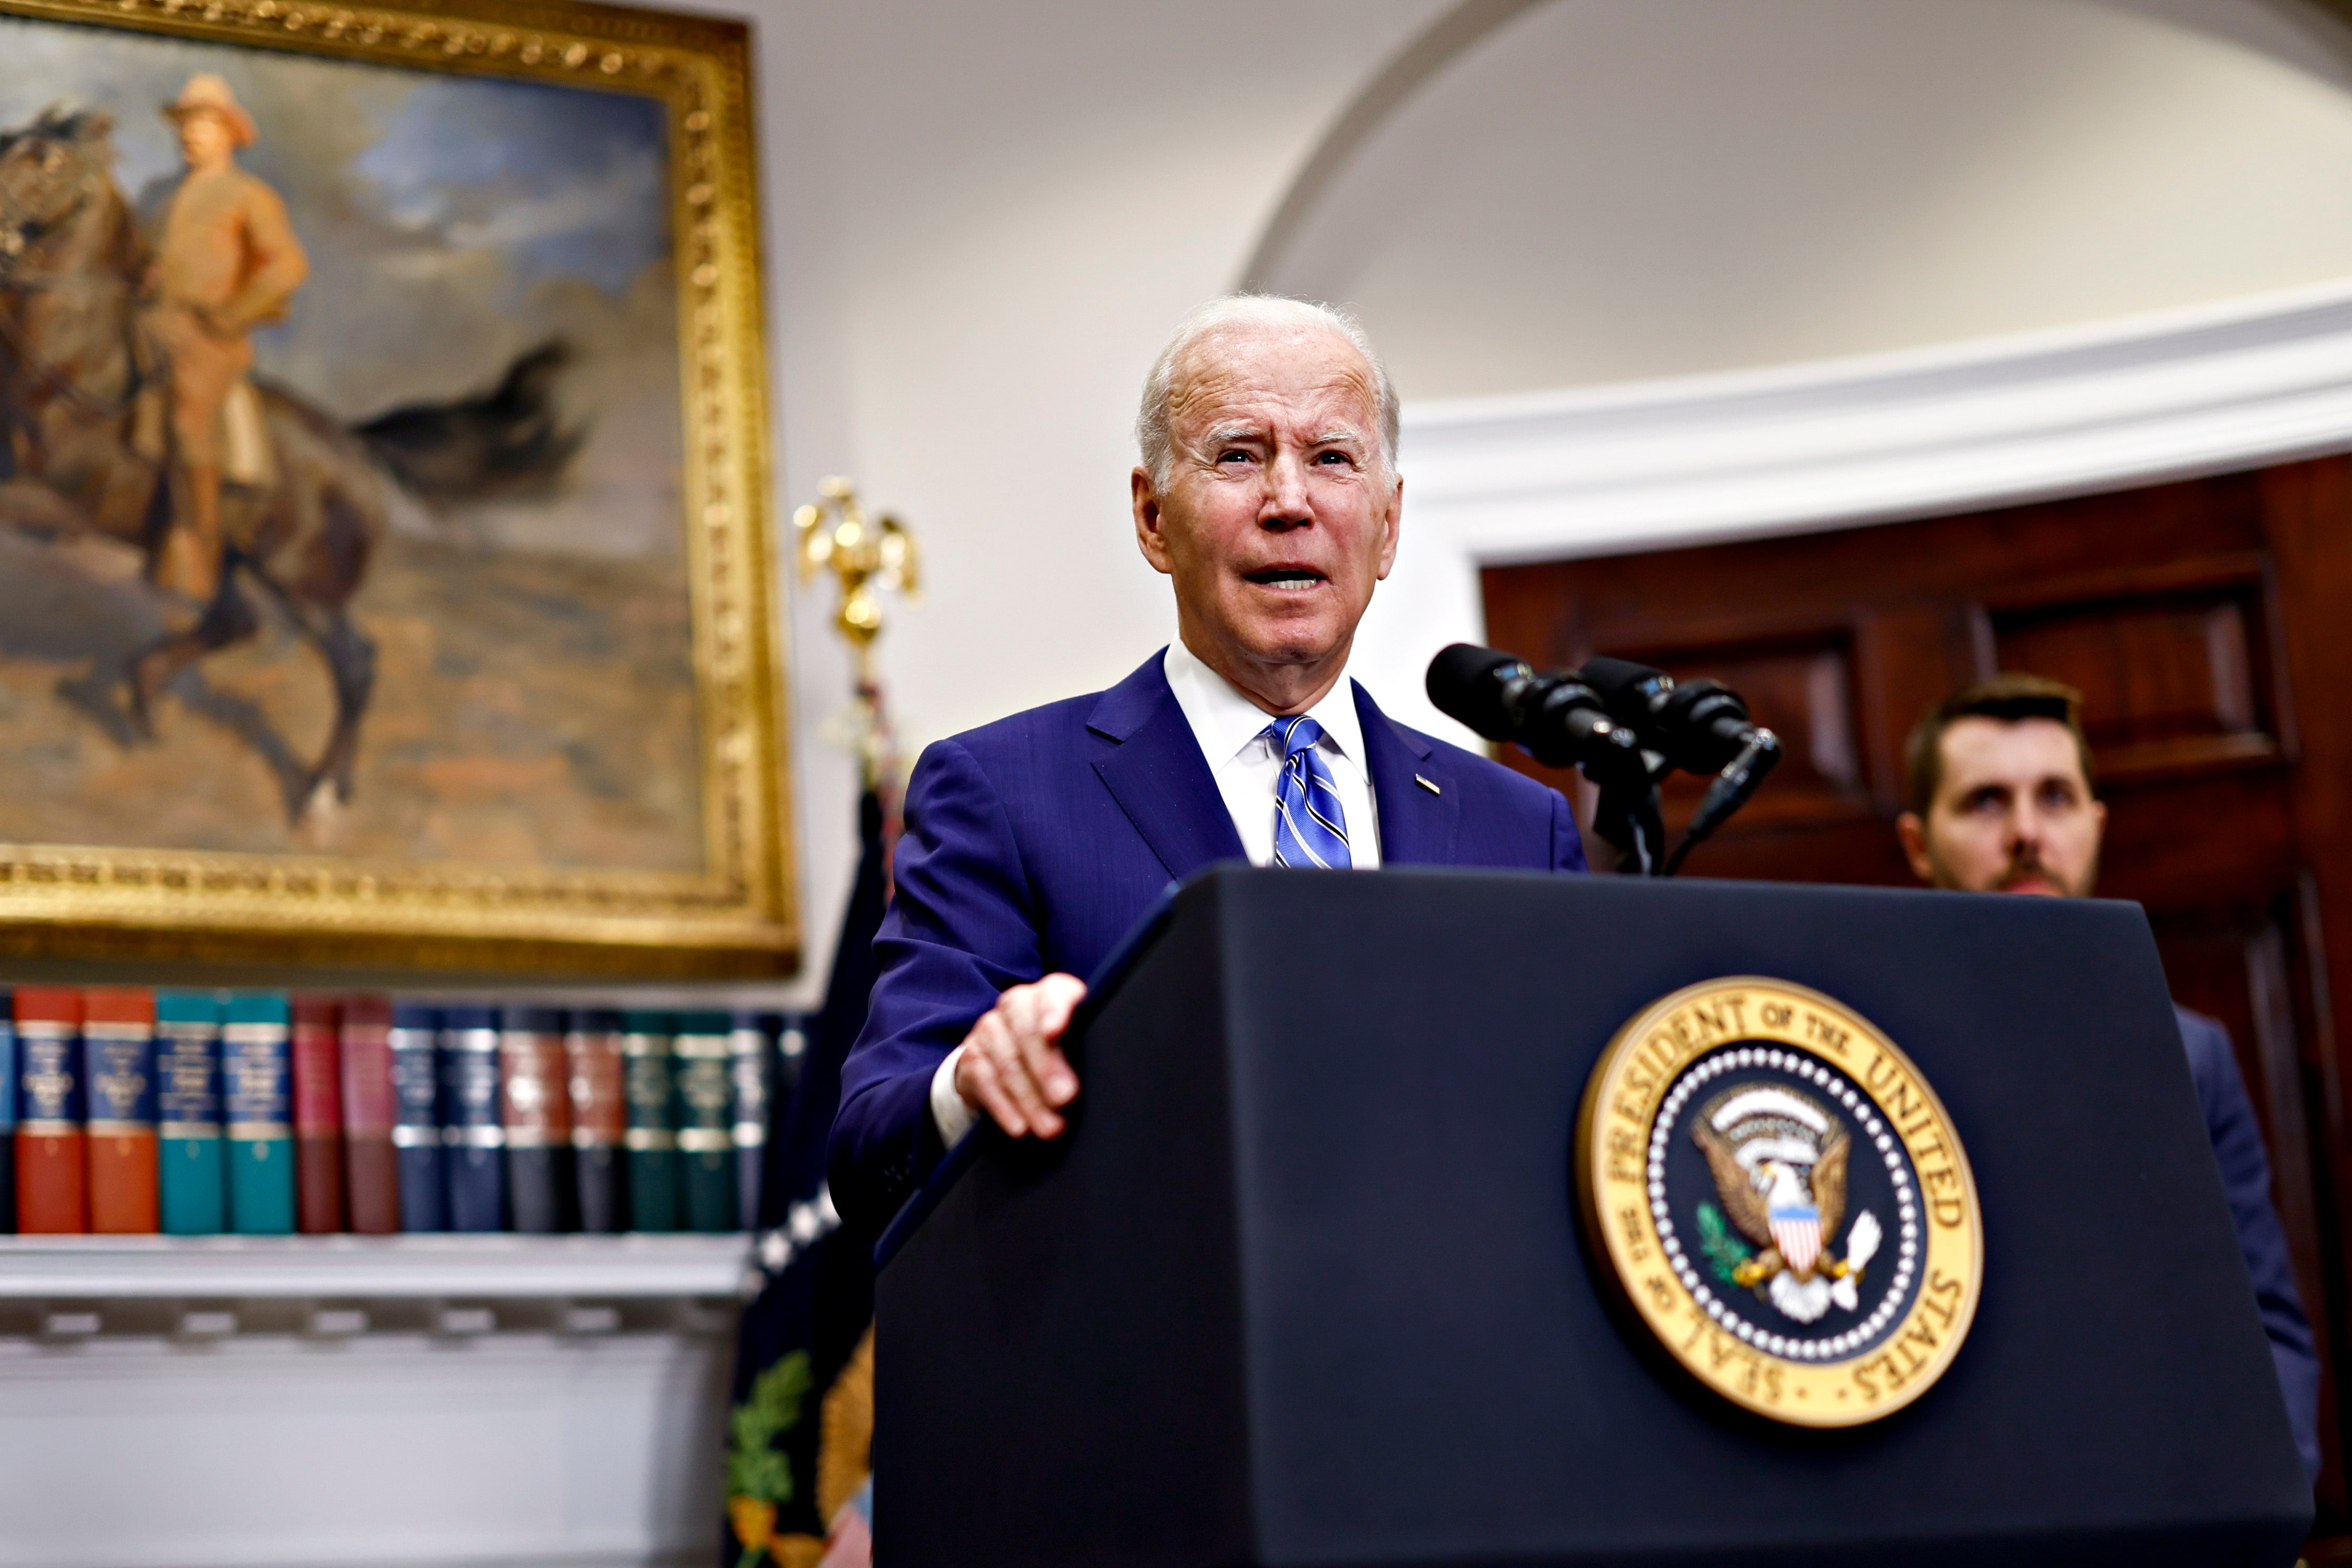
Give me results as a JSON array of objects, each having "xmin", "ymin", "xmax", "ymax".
[
  {"xmin": 1159, "ymin": 638, "xmax": 1382, "ymax": 870},
  {"xmin": 930, "ymin": 641, "xmax": 1381, "ymax": 1143}
]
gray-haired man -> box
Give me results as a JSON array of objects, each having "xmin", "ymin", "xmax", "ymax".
[{"xmin": 830, "ymin": 295, "xmax": 1588, "ymax": 1224}]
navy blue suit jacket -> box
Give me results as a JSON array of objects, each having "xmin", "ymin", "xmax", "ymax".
[
  {"xmin": 2179, "ymin": 1004, "xmax": 2321, "ymax": 1479},
  {"xmin": 829, "ymin": 651, "xmax": 1586, "ymax": 1225}
]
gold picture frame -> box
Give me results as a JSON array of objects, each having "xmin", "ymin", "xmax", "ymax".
[{"xmin": 0, "ymin": 0, "xmax": 794, "ymax": 976}]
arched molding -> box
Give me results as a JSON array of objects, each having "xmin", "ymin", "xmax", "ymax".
[
  {"xmin": 1236, "ymin": 0, "xmax": 1548, "ymax": 291},
  {"xmin": 1353, "ymin": 278, "xmax": 2352, "ymax": 745},
  {"xmin": 1243, "ymin": 0, "xmax": 2352, "ymax": 297}
]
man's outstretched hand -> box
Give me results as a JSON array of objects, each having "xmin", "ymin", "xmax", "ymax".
[{"xmin": 954, "ymin": 972, "xmax": 1087, "ymax": 1138}]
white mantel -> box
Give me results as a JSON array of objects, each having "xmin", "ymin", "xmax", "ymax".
[{"xmin": 0, "ymin": 1236, "xmax": 748, "ymax": 1568}]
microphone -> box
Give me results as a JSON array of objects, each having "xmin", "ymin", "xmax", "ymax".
[
  {"xmin": 1576, "ymin": 656, "xmax": 1783, "ymax": 875},
  {"xmin": 1426, "ymin": 644, "xmax": 1641, "ymax": 771},
  {"xmin": 1578, "ymin": 656, "xmax": 1769, "ymax": 774}
]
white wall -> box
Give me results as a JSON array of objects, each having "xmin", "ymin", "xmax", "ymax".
[
  {"xmin": 688, "ymin": 0, "xmax": 1452, "ymax": 1000},
  {"xmin": 692, "ymin": 0, "xmax": 2352, "ymax": 1000}
]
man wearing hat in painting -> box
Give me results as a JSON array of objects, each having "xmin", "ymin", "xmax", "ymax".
[{"xmin": 138, "ymin": 73, "xmax": 307, "ymax": 607}]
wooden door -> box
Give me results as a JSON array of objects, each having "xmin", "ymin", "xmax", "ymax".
[{"xmin": 1484, "ymin": 457, "xmax": 2352, "ymax": 1546}]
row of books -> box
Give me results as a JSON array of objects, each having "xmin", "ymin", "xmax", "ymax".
[{"xmin": 0, "ymin": 987, "xmax": 806, "ymax": 1237}]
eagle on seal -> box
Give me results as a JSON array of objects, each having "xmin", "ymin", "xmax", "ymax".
[{"xmin": 1692, "ymin": 1084, "xmax": 1861, "ymax": 1292}]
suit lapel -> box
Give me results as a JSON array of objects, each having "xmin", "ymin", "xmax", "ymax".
[
  {"xmin": 1356, "ymin": 682, "xmax": 1460, "ymax": 866},
  {"xmin": 1089, "ymin": 653, "xmax": 1246, "ymax": 880}
]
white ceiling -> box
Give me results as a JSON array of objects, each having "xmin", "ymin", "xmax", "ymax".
[{"xmin": 1255, "ymin": 0, "xmax": 2352, "ymax": 398}]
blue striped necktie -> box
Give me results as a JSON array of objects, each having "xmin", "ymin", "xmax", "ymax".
[{"xmin": 1265, "ymin": 716, "xmax": 1352, "ymax": 869}]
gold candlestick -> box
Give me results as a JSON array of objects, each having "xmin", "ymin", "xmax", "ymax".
[
  {"xmin": 795, "ymin": 477, "xmax": 918, "ymax": 685},
  {"xmin": 795, "ymin": 477, "xmax": 918, "ymax": 789}
]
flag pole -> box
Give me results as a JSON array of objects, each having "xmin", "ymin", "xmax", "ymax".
[{"xmin": 722, "ymin": 479, "xmax": 918, "ymax": 1568}]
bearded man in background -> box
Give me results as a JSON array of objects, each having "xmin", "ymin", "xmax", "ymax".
[{"xmin": 1899, "ymin": 672, "xmax": 2320, "ymax": 1480}]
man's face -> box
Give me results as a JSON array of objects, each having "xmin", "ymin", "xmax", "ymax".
[
  {"xmin": 1898, "ymin": 716, "xmax": 2106, "ymax": 897},
  {"xmin": 1130, "ymin": 324, "xmax": 1401, "ymax": 704},
  {"xmin": 176, "ymin": 112, "xmax": 233, "ymax": 170}
]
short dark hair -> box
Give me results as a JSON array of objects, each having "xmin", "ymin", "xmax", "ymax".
[{"xmin": 1902, "ymin": 673, "xmax": 2095, "ymax": 817}]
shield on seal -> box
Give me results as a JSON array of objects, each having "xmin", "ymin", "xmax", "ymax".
[{"xmin": 1768, "ymin": 1193, "xmax": 1822, "ymax": 1276}]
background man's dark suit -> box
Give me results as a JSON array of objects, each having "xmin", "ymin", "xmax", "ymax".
[
  {"xmin": 2179, "ymin": 1004, "xmax": 2323, "ymax": 1476},
  {"xmin": 829, "ymin": 651, "xmax": 1586, "ymax": 1223}
]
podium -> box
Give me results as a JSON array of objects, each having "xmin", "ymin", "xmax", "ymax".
[{"xmin": 874, "ymin": 868, "xmax": 2311, "ymax": 1567}]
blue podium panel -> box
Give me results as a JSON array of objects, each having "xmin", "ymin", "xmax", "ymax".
[{"xmin": 876, "ymin": 869, "xmax": 2308, "ymax": 1568}]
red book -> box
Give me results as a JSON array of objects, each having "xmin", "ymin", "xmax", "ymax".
[
  {"xmin": 500, "ymin": 1007, "xmax": 573, "ymax": 1233},
  {"xmin": 339, "ymin": 996, "xmax": 398, "ymax": 1235},
  {"xmin": 15, "ymin": 987, "xmax": 85, "ymax": 1234},
  {"xmin": 292, "ymin": 996, "xmax": 344, "ymax": 1234},
  {"xmin": 84, "ymin": 988, "xmax": 157, "ymax": 1234},
  {"xmin": 565, "ymin": 1014, "xmax": 627, "ymax": 1233}
]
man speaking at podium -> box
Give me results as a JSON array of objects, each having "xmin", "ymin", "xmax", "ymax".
[
  {"xmin": 831, "ymin": 296, "xmax": 1585, "ymax": 1225},
  {"xmin": 1898, "ymin": 675, "xmax": 2321, "ymax": 1479}
]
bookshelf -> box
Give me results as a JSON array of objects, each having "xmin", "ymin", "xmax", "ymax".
[{"xmin": 0, "ymin": 986, "xmax": 797, "ymax": 1566}]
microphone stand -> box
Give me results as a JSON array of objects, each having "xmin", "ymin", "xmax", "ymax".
[
  {"xmin": 1587, "ymin": 750, "xmax": 1668, "ymax": 877},
  {"xmin": 1660, "ymin": 730, "xmax": 1782, "ymax": 878}
]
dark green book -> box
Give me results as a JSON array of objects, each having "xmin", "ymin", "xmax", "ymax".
[
  {"xmin": 672, "ymin": 1011, "xmax": 735, "ymax": 1233},
  {"xmin": 620, "ymin": 1010, "xmax": 678, "ymax": 1232}
]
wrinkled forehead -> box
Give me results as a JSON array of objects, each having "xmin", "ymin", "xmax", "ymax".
[
  {"xmin": 1165, "ymin": 323, "xmax": 1381, "ymax": 441},
  {"xmin": 1934, "ymin": 714, "xmax": 2088, "ymax": 796}
]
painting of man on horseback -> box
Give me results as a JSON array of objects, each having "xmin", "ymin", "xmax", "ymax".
[
  {"xmin": 4, "ymin": 91, "xmax": 407, "ymax": 832},
  {"xmin": 0, "ymin": 15, "xmax": 713, "ymax": 880}
]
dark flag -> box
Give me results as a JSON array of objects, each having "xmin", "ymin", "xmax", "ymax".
[{"xmin": 725, "ymin": 787, "xmax": 890, "ymax": 1568}]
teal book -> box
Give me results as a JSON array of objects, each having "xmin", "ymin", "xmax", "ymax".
[
  {"xmin": 671, "ymin": 1011, "xmax": 735, "ymax": 1233},
  {"xmin": 155, "ymin": 991, "xmax": 225, "ymax": 1235},
  {"xmin": 620, "ymin": 1010, "xmax": 678, "ymax": 1232},
  {"xmin": 223, "ymin": 993, "xmax": 294, "ymax": 1235}
]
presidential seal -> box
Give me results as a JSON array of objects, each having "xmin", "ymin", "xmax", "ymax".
[{"xmin": 1573, "ymin": 978, "xmax": 1982, "ymax": 1427}]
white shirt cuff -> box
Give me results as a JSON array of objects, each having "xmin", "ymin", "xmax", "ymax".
[{"xmin": 930, "ymin": 1044, "xmax": 977, "ymax": 1147}]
